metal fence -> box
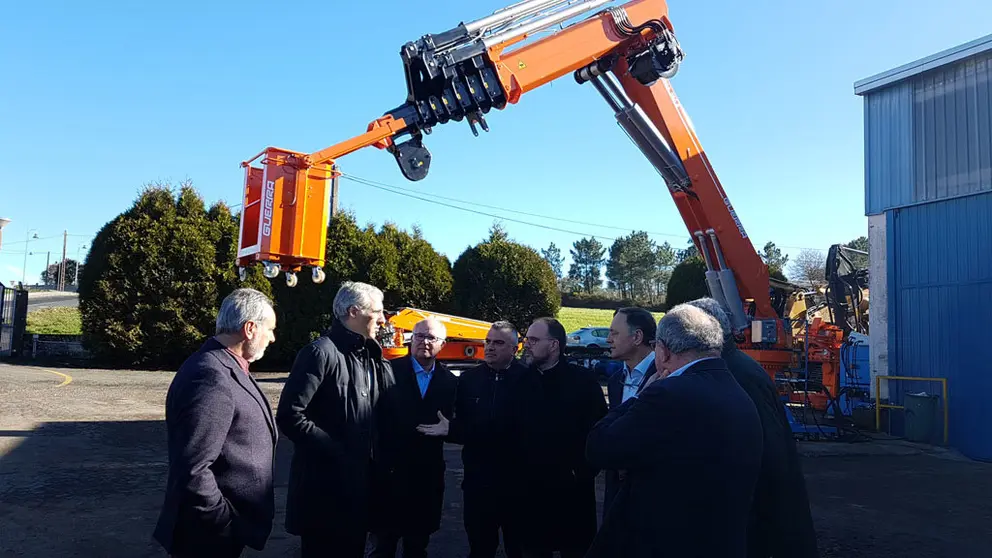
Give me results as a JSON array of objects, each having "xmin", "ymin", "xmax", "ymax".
[
  {"xmin": 0, "ymin": 283, "xmax": 15, "ymax": 355},
  {"xmin": 0, "ymin": 282, "xmax": 27, "ymax": 357}
]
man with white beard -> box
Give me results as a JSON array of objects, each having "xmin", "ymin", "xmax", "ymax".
[{"xmin": 154, "ymin": 288, "xmax": 279, "ymax": 558}]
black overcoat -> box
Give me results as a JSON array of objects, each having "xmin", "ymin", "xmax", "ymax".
[
  {"xmin": 275, "ymin": 320, "xmax": 395, "ymax": 537},
  {"xmin": 370, "ymin": 355, "xmax": 457, "ymax": 536}
]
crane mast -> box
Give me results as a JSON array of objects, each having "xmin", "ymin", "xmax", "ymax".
[{"xmin": 236, "ymin": 0, "xmax": 795, "ymax": 370}]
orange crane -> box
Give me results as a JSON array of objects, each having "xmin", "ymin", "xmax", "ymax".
[
  {"xmin": 378, "ymin": 307, "xmax": 493, "ymax": 364},
  {"xmin": 234, "ymin": 0, "xmax": 845, "ymax": 403}
]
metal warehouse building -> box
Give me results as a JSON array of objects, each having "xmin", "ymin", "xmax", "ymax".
[{"xmin": 855, "ymin": 34, "xmax": 992, "ymax": 461}]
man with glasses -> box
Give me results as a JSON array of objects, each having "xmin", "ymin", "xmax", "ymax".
[
  {"xmin": 602, "ymin": 307, "xmax": 658, "ymax": 520},
  {"xmin": 417, "ymin": 320, "xmax": 530, "ymax": 558},
  {"xmin": 370, "ymin": 317, "xmax": 457, "ymax": 558},
  {"xmin": 517, "ymin": 317, "xmax": 608, "ymax": 558}
]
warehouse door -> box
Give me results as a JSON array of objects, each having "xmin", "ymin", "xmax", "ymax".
[{"xmin": 890, "ymin": 192, "xmax": 992, "ymax": 461}]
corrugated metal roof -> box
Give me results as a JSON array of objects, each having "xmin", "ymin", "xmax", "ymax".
[
  {"xmin": 855, "ymin": 33, "xmax": 992, "ymax": 95},
  {"xmin": 888, "ymin": 191, "xmax": 992, "ymax": 460}
]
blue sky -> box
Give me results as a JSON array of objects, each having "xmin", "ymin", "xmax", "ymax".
[{"xmin": 2, "ymin": 0, "xmax": 990, "ymax": 287}]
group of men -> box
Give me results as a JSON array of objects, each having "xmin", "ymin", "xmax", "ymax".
[{"xmin": 152, "ymin": 280, "xmax": 819, "ymax": 558}]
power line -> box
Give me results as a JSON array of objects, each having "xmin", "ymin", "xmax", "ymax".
[
  {"xmin": 344, "ymin": 174, "xmax": 621, "ymax": 241},
  {"xmin": 342, "ymin": 172, "xmax": 689, "ymax": 240},
  {"xmin": 2, "ymin": 234, "xmax": 64, "ymax": 246},
  {"xmin": 341, "ymin": 173, "xmax": 823, "ymax": 251}
]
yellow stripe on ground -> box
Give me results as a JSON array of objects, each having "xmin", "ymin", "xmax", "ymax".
[{"xmin": 45, "ymin": 369, "xmax": 73, "ymax": 387}]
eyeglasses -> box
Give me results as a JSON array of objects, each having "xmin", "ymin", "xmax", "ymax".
[
  {"xmin": 524, "ymin": 336, "xmax": 553, "ymax": 344},
  {"xmin": 413, "ymin": 333, "xmax": 443, "ymax": 344}
]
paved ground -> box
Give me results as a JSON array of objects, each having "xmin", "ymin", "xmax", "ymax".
[
  {"xmin": 25, "ymin": 290, "xmax": 79, "ymax": 309},
  {"xmin": 2, "ymin": 363, "xmax": 990, "ymax": 557}
]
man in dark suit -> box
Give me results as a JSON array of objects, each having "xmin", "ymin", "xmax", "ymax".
[
  {"xmin": 418, "ymin": 320, "xmax": 530, "ymax": 558},
  {"xmin": 602, "ymin": 307, "xmax": 657, "ymax": 520},
  {"xmin": 688, "ymin": 297, "xmax": 820, "ymax": 558},
  {"xmin": 153, "ymin": 288, "xmax": 279, "ymax": 558},
  {"xmin": 517, "ymin": 317, "xmax": 607, "ymax": 558},
  {"xmin": 585, "ymin": 304, "xmax": 764, "ymax": 558},
  {"xmin": 370, "ymin": 316, "xmax": 457, "ymax": 557},
  {"xmin": 275, "ymin": 281, "xmax": 395, "ymax": 558}
]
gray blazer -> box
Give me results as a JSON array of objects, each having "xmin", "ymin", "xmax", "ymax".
[{"xmin": 153, "ymin": 337, "xmax": 278, "ymax": 555}]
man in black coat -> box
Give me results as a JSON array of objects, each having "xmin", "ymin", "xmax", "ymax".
[
  {"xmin": 517, "ymin": 317, "xmax": 608, "ymax": 558},
  {"xmin": 688, "ymin": 297, "xmax": 820, "ymax": 558},
  {"xmin": 602, "ymin": 307, "xmax": 658, "ymax": 521},
  {"xmin": 153, "ymin": 288, "xmax": 278, "ymax": 558},
  {"xmin": 585, "ymin": 304, "xmax": 764, "ymax": 558},
  {"xmin": 369, "ymin": 316, "xmax": 457, "ymax": 557},
  {"xmin": 418, "ymin": 320, "xmax": 531, "ymax": 558},
  {"xmin": 275, "ymin": 281, "xmax": 395, "ymax": 558}
]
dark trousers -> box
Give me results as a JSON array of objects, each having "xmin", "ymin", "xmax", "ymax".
[
  {"xmin": 300, "ymin": 531, "xmax": 367, "ymax": 558},
  {"xmin": 368, "ymin": 531, "xmax": 430, "ymax": 558},
  {"xmin": 463, "ymin": 487, "xmax": 522, "ymax": 558},
  {"xmin": 169, "ymin": 546, "xmax": 245, "ymax": 558},
  {"xmin": 520, "ymin": 549, "xmax": 586, "ymax": 558},
  {"xmin": 170, "ymin": 532, "xmax": 244, "ymax": 558}
]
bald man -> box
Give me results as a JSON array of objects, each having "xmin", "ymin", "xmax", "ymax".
[{"xmin": 370, "ymin": 318, "xmax": 457, "ymax": 558}]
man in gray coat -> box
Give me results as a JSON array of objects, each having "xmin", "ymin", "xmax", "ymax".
[{"xmin": 153, "ymin": 288, "xmax": 279, "ymax": 558}]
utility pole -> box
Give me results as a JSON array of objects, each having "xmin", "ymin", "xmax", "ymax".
[
  {"xmin": 21, "ymin": 229, "xmax": 37, "ymax": 286},
  {"xmin": 45, "ymin": 252, "xmax": 50, "ymax": 286},
  {"xmin": 74, "ymin": 244, "xmax": 87, "ymax": 288},
  {"xmin": 59, "ymin": 230, "xmax": 67, "ymax": 291}
]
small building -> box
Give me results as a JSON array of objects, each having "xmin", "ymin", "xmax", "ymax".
[{"xmin": 855, "ymin": 34, "xmax": 992, "ymax": 461}]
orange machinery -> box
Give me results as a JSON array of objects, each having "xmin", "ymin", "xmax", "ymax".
[
  {"xmin": 379, "ymin": 307, "xmax": 493, "ymax": 363},
  {"xmin": 235, "ymin": 0, "xmax": 845, "ymax": 405}
]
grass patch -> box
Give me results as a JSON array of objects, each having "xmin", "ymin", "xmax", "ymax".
[
  {"xmin": 557, "ymin": 306, "xmax": 664, "ymax": 333},
  {"xmin": 26, "ymin": 307, "xmax": 82, "ymax": 335}
]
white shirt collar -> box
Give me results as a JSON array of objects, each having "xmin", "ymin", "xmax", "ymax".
[
  {"xmin": 665, "ymin": 357, "xmax": 718, "ymax": 379},
  {"xmin": 624, "ymin": 351, "xmax": 655, "ymax": 378}
]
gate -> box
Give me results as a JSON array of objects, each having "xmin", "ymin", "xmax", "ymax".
[{"xmin": 0, "ymin": 282, "xmax": 28, "ymax": 357}]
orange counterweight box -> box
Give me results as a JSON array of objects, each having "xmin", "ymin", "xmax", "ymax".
[{"xmin": 236, "ymin": 148, "xmax": 335, "ymax": 286}]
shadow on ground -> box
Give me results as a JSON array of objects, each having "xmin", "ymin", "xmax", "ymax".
[{"xmin": 2, "ymin": 420, "xmax": 991, "ymax": 557}]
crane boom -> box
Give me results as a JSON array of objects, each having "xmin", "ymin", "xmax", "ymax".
[{"xmin": 236, "ymin": 0, "xmax": 794, "ymax": 369}]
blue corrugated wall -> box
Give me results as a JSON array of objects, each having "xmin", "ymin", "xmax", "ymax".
[
  {"xmin": 865, "ymin": 51, "xmax": 992, "ymax": 215},
  {"xmin": 889, "ymin": 191, "xmax": 992, "ymax": 460}
]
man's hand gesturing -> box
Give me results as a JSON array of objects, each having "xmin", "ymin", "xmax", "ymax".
[{"xmin": 416, "ymin": 411, "xmax": 450, "ymax": 437}]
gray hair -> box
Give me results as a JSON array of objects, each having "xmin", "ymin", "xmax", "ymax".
[
  {"xmin": 216, "ymin": 288, "xmax": 273, "ymax": 335},
  {"xmin": 686, "ymin": 297, "xmax": 732, "ymax": 340},
  {"xmin": 654, "ymin": 304, "xmax": 724, "ymax": 355},
  {"xmin": 333, "ymin": 281, "xmax": 384, "ymax": 321},
  {"xmin": 490, "ymin": 320, "xmax": 518, "ymax": 341},
  {"xmin": 415, "ymin": 316, "xmax": 447, "ymax": 339}
]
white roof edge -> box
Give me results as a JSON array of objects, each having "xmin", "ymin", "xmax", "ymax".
[{"xmin": 854, "ymin": 33, "xmax": 992, "ymax": 96}]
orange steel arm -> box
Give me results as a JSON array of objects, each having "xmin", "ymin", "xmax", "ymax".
[
  {"xmin": 618, "ymin": 70, "xmax": 776, "ymax": 320},
  {"xmin": 246, "ymin": 0, "xmax": 779, "ymax": 331}
]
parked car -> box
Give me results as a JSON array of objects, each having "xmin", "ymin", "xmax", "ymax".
[{"xmin": 567, "ymin": 327, "xmax": 610, "ymax": 348}]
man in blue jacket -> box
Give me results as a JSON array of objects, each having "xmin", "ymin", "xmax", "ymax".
[{"xmin": 153, "ymin": 288, "xmax": 278, "ymax": 558}]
